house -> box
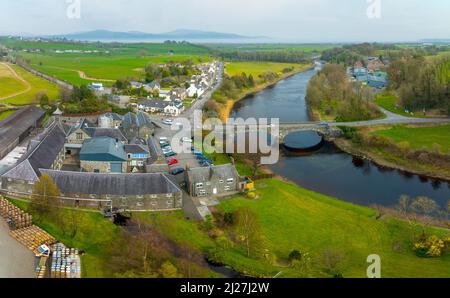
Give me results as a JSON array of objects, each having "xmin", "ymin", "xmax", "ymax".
[
  {"xmin": 187, "ymin": 84, "xmax": 201, "ymax": 98},
  {"xmin": 120, "ymin": 112, "xmax": 155, "ymax": 141},
  {"xmin": 164, "ymin": 101, "xmax": 185, "ymax": 116},
  {"xmin": 145, "ymin": 82, "xmax": 161, "ymax": 93},
  {"xmin": 0, "ymin": 106, "xmax": 45, "ymax": 160},
  {"xmin": 366, "ymin": 57, "xmax": 385, "ymax": 72},
  {"xmin": 186, "ymin": 164, "xmax": 240, "ymax": 197},
  {"xmin": 100, "ymin": 113, "xmax": 123, "ymax": 128},
  {"xmin": 1, "ymin": 123, "xmax": 66, "ymax": 194},
  {"xmin": 65, "ymin": 118, "xmax": 127, "ymax": 155},
  {"xmin": 79, "ymin": 137, "xmax": 127, "ymax": 173},
  {"xmin": 124, "ymin": 144, "xmax": 150, "ymax": 172},
  {"xmin": 40, "ymin": 169, "xmax": 183, "ymax": 211},
  {"xmin": 138, "ymin": 99, "xmax": 168, "ymax": 113}
]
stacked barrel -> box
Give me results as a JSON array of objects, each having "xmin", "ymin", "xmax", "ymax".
[
  {"xmin": 0, "ymin": 197, "xmax": 33, "ymax": 230},
  {"xmin": 9, "ymin": 226, "xmax": 55, "ymax": 251}
]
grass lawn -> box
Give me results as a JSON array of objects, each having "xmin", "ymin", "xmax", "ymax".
[
  {"xmin": 1, "ymin": 64, "xmax": 59, "ymax": 106},
  {"xmin": 225, "ymin": 62, "xmax": 307, "ymax": 79},
  {"xmin": 216, "ymin": 179, "xmax": 450, "ymax": 278},
  {"xmin": 8, "ymin": 199, "xmax": 120, "ymax": 278},
  {"xmin": 375, "ymin": 93, "xmax": 430, "ymax": 118},
  {"xmin": 373, "ymin": 124, "xmax": 450, "ymax": 153}
]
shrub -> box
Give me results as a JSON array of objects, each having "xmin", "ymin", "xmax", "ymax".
[
  {"xmin": 414, "ymin": 235, "xmax": 447, "ymax": 258},
  {"xmin": 247, "ymin": 192, "xmax": 257, "ymax": 200},
  {"xmin": 288, "ymin": 249, "xmax": 302, "ymax": 262}
]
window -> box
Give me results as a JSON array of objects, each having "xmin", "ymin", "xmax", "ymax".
[
  {"xmin": 136, "ymin": 202, "xmax": 144, "ymax": 207},
  {"xmin": 224, "ymin": 186, "xmax": 231, "ymax": 191},
  {"xmin": 166, "ymin": 193, "xmax": 173, "ymax": 198},
  {"xmin": 76, "ymin": 133, "xmax": 83, "ymax": 140},
  {"xmin": 90, "ymin": 194, "xmax": 97, "ymax": 199},
  {"xmin": 137, "ymin": 195, "xmax": 144, "ymax": 199},
  {"xmin": 94, "ymin": 169, "xmax": 100, "ymax": 173},
  {"xmin": 195, "ymin": 183, "xmax": 203, "ymax": 188},
  {"xmin": 219, "ymin": 180, "xmax": 224, "ymax": 184},
  {"xmin": 227, "ymin": 178, "xmax": 234, "ymax": 184},
  {"xmin": 151, "ymin": 194, "xmax": 157, "ymax": 199}
]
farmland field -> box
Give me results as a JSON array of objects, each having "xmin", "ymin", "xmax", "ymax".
[
  {"xmin": 225, "ymin": 61, "xmax": 308, "ymax": 78},
  {"xmin": 0, "ymin": 63, "xmax": 59, "ymax": 105},
  {"xmin": 21, "ymin": 53, "xmax": 213, "ymax": 86},
  {"xmin": 0, "ymin": 63, "xmax": 28, "ymax": 98},
  {"xmin": 206, "ymin": 43, "xmax": 337, "ymax": 53}
]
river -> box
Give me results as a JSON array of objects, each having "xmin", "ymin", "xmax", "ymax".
[{"xmin": 231, "ymin": 69, "xmax": 450, "ymax": 209}]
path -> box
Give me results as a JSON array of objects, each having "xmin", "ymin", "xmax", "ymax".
[
  {"xmin": 0, "ymin": 218, "xmax": 35, "ymax": 278},
  {"xmin": 0, "ymin": 62, "xmax": 32, "ymax": 101},
  {"xmin": 77, "ymin": 70, "xmax": 115, "ymax": 82}
]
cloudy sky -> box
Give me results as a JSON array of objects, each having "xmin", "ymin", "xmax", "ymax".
[{"xmin": 0, "ymin": 0, "xmax": 449, "ymax": 42}]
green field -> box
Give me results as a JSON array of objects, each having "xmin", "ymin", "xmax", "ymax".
[
  {"xmin": 225, "ymin": 61, "xmax": 308, "ymax": 78},
  {"xmin": 4, "ymin": 40, "xmax": 214, "ymax": 86},
  {"xmin": 1, "ymin": 64, "xmax": 59, "ymax": 105},
  {"xmin": 0, "ymin": 64, "xmax": 28, "ymax": 98},
  {"xmin": 373, "ymin": 124, "xmax": 450, "ymax": 153},
  {"xmin": 207, "ymin": 43, "xmax": 337, "ymax": 53}
]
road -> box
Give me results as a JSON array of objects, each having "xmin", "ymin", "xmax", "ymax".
[{"xmin": 0, "ymin": 219, "xmax": 36, "ymax": 278}]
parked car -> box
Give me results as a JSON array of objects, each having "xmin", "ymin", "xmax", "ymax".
[
  {"xmin": 163, "ymin": 119, "xmax": 173, "ymax": 125},
  {"xmin": 160, "ymin": 141, "xmax": 170, "ymax": 148},
  {"xmin": 181, "ymin": 137, "xmax": 193, "ymax": 143},
  {"xmin": 167, "ymin": 158, "xmax": 179, "ymax": 166},
  {"xmin": 164, "ymin": 151, "xmax": 177, "ymax": 157},
  {"xmin": 171, "ymin": 168, "xmax": 185, "ymax": 175},
  {"xmin": 159, "ymin": 137, "xmax": 168, "ymax": 142}
]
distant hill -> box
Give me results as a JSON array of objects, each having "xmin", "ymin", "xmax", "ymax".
[{"xmin": 48, "ymin": 29, "xmax": 264, "ymax": 41}]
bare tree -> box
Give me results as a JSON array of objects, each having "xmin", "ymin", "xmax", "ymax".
[
  {"xmin": 234, "ymin": 208, "xmax": 265, "ymax": 258},
  {"xmin": 320, "ymin": 249, "xmax": 346, "ymax": 277}
]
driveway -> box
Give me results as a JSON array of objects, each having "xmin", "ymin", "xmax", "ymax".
[{"xmin": 0, "ymin": 219, "xmax": 36, "ymax": 278}]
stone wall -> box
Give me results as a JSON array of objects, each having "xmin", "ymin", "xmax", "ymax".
[{"xmin": 80, "ymin": 160, "xmax": 126, "ymax": 173}]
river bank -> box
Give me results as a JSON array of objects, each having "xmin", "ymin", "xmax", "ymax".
[
  {"xmin": 333, "ymin": 137, "xmax": 450, "ymax": 182},
  {"xmin": 0, "ymin": 218, "xmax": 36, "ymax": 278},
  {"xmin": 219, "ymin": 64, "xmax": 313, "ymax": 122}
]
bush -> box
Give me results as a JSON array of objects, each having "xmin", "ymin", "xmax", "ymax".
[
  {"xmin": 247, "ymin": 192, "xmax": 257, "ymax": 200},
  {"xmin": 288, "ymin": 249, "xmax": 302, "ymax": 261},
  {"xmin": 414, "ymin": 235, "xmax": 448, "ymax": 258},
  {"xmin": 223, "ymin": 212, "xmax": 235, "ymax": 226}
]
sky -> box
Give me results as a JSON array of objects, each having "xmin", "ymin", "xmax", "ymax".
[{"xmin": 0, "ymin": 0, "xmax": 449, "ymax": 42}]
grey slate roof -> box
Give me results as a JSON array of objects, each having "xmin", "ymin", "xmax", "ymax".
[
  {"xmin": 0, "ymin": 106, "xmax": 45, "ymax": 151},
  {"xmin": 40, "ymin": 169, "xmax": 181, "ymax": 196},
  {"xmin": 84, "ymin": 127, "xmax": 128, "ymax": 142},
  {"xmin": 2, "ymin": 123, "xmax": 66, "ymax": 181},
  {"xmin": 124, "ymin": 144, "xmax": 149, "ymax": 155},
  {"xmin": 187, "ymin": 164, "xmax": 239, "ymax": 183},
  {"xmin": 66, "ymin": 118, "xmax": 96, "ymax": 137}
]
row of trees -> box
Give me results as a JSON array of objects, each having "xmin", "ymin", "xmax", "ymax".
[
  {"xmin": 306, "ymin": 64, "xmax": 382, "ymax": 121},
  {"xmin": 217, "ymin": 51, "xmax": 308, "ymax": 64},
  {"xmin": 387, "ymin": 55, "xmax": 450, "ymax": 115},
  {"xmin": 144, "ymin": 60, "xmax": 197, "ymax": 84}
]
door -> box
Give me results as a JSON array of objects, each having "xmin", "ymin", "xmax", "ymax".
[
  {"xmin": 111, "ymin": 163, "xmax": 123, "ymax": 173},
  {"xmin": 213, "ymin": 188, "xmax": 217, "ymax": 195}
]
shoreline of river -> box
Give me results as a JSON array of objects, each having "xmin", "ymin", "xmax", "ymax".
[
  {"xmin": 332, "ymin": 138, "xmax": 450, "ymax": 183},
  {"xmin": 220, "ymin": 65, "xmax": 314, "ymax": 122}
]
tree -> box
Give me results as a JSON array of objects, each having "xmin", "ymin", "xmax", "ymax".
[
  {"xmin": 159, "ymin": 261, "xmax": 181, "ymax": 278},
  {"xmin": 320, "ymin": 249, "xmax": 346, "ymax": 278},
  {"xmin": 36, "ymin": 92, "xmax": 49, "ymax": 108},
  {"xmin": 30, "ymin": 174, "xmax": 62, "ymax": 223},
  {"xmin": 234, "ymin": 208, "xmax": 264, "ymax": 258}
]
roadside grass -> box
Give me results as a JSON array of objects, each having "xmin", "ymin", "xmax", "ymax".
[
  {"xmin": 375, "ymin": 93, "xmax": 430, "ymax": 118},
  {"xmin": 7, "ymin": 198, "xmax": 120, "ymax": 278},
  {"xmin": 2, "ymin": 64, "xmax": 59, "ymax": 106},
  {"xmin": 373, "ymin": 124, "xmax": 450, "ymax": 153}
]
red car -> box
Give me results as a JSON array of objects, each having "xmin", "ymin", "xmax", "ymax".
[{"xmin": 167, "ymin": 158, "xmax": 179, "ymax": 166}]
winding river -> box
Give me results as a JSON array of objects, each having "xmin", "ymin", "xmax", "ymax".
[{"xmin": 231, "ymin": 69, "xmax": 450, "ymax": 209}]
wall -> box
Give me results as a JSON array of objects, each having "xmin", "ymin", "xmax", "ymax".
[{"xmin": 80, "ymin": 160, "xmax": 126, "ymax": 173}]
